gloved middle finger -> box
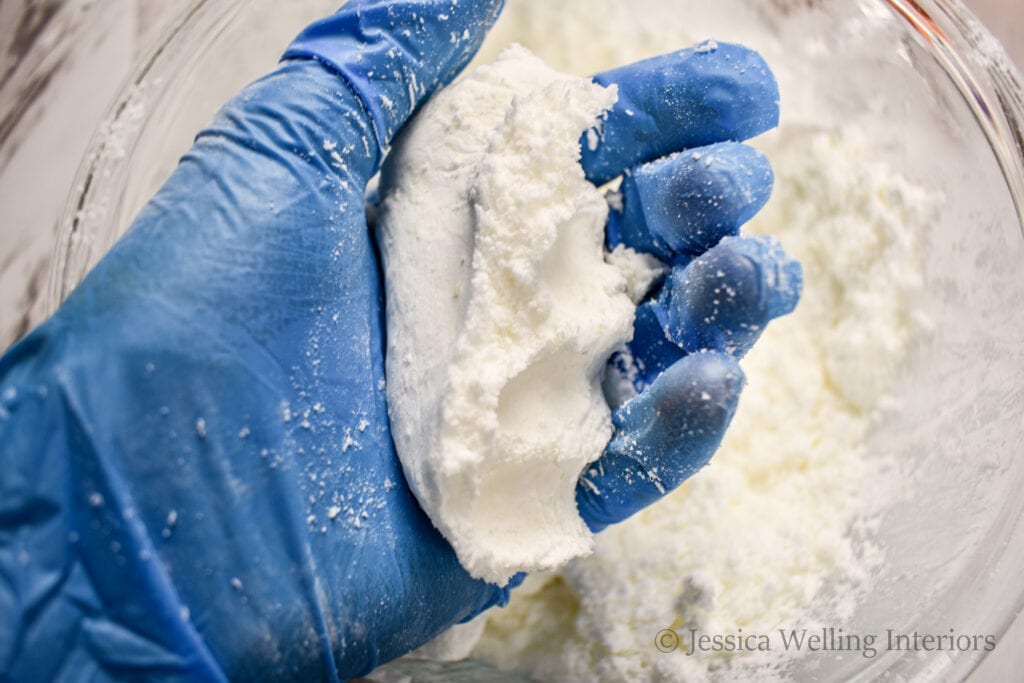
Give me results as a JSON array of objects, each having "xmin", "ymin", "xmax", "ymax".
[{"xmin": 606, "ymin": 141, "xmax": 774, "ymax": 263}]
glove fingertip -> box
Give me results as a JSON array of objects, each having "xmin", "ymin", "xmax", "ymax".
[
  {"xmin": 583, "ymin": 41, "xmax": 780, "ymax": 184},
  {"xmin": 631, "ymin": 141, "xmax": 775, "ymax": 259},
  {"xmin": 657, "ymin": 234, "xmax": 801, "ymax": 357},
  {"xmin": 578, "ymin": 352, "xmax": 744, "ymax": 532},
  {"xmin": 639, "ymin": 350, "xmax": 745, "ymax": 441}
]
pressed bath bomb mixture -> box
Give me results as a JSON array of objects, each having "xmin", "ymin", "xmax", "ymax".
[
  {"xmin": 377, "ymin": 47, "xmax": 657, "ymax": 586},
  {"xmin": 379, "ymin": 1, "xmax": 935, "ymax": 681},
  {"xmin": 470, "ymin": 129, "xmax": 932, "ymax": 681}
]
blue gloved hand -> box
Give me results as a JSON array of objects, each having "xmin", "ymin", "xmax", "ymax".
[{"xmin": 0, "ymin": 2, "xmax": 800, "ymax": 681}]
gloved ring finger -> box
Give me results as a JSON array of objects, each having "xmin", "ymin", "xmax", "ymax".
[{"xmin": 621, "ymin": 235, "xmax": 802, "ymax": 389}]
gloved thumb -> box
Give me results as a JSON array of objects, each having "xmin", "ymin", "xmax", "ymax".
[{"xmin": 284, "ymin": 0, "xmax": 505, "ymax": 155}]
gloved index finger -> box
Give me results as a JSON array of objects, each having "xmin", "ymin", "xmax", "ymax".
[{"xmin": 582, "ymin": 41, "xmax": 780, "ymax": 185}]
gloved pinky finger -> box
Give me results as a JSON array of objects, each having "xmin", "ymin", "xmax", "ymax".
[{"xmin": 578, "ymin": 351, "xmax": 744, "ymax": 533}]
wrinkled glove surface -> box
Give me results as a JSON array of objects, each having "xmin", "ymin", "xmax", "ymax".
[{"xmin": 0, "ymin": 1, "xmax": 800, "ymax": 680}]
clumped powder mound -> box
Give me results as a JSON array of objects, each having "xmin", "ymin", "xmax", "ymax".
[
  {"xmin": 377, "ymin": 46, "xmax": 652, "ymax": 586},
  {"xmin": 471, "ymin": 130, "xmax": 933, "ymax": 681},
  {"xmin": 377, "ymin": 1, "xmax": 934, "ymax": 677}
]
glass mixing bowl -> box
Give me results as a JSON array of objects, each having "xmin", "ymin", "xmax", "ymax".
[{"xmin": 51, "ymin": 1, "xmax": 1024, "ymax": 681}]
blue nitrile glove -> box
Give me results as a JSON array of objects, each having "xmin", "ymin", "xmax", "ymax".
[{"xmin": 0, "ymin": 2, "xmax": 801, "ymax": 681}]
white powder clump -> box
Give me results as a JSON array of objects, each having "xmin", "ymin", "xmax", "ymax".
[
  {"xmin": 374, "ymin": 2, "xmax": 933, "ymax": 675},
  {"xmin": 377, "ymin": 46, "xmax": 640, "ymax": 586},
  {"xmin": 471, "ymin": 130, "xmax": 933, "ymax": 681}
]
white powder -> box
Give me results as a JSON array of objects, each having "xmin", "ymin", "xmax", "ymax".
[
  {"xmin": 378, "ymin": 46, "xmax": 640, "ymax": 586},
  {"xmin": 471, "ymin": 129, "xmax": 932, "ymax": 681},
  {"xmin": 372, "ymin": 1, "xmax": 934, "ymax": 678}
]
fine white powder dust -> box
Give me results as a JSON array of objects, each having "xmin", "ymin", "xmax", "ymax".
[
  {"xmin": 470, "ymin": 128, "xmax": 933, "ymax": 681},
  {"xmin": 376, "ymin": 1, "xmax": 935, "ymax": 679},
  {"xmin": 377, "ymin": 46, "xmax": 660, "ymax": 586}
]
